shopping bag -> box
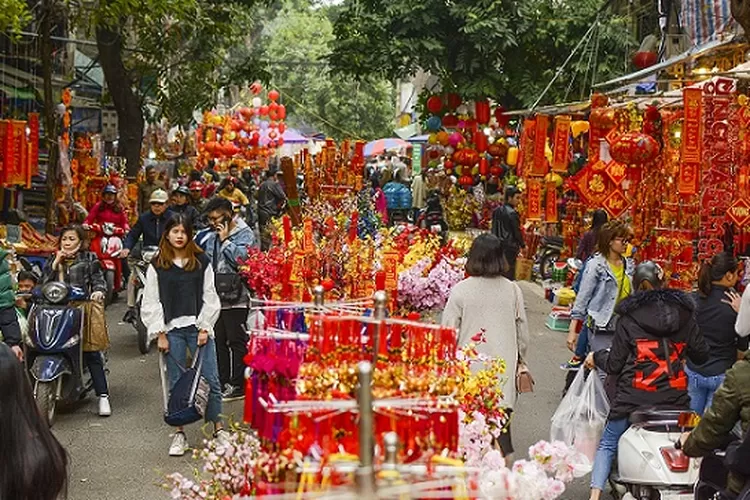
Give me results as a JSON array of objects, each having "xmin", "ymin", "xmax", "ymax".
[
  {"xmin": 550, "ymin": 368, "xmax": 610, "ymax": 462},
  {"xmin": 162, "ymin": 346, "xmax": 210, "ymax": 427}
]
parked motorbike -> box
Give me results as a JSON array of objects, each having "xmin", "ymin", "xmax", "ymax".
[
  {"xmin": 535, "ymin": 234, "xmax": 564, "ymax": 281},
  {"xmin": 24, "ymin": 281, "xmax": 90, "ymax": 426},
  {"xmin": 88, "ymin": 222, "xmax": 125, "ymax": 306},
  {"xmin": 611, "ymin": 409, "xmax": 700, "ymax": 500},
  {"xmin": 128, "ymin": 245, "xmax": 158, "ymax": 355}
]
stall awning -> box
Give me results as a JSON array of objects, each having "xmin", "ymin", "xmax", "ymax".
[
  {"xmin": 593, "ymin": 36, "xmax": 738, "ymax": 89},
  {"xmin": 0, "ymin": 85, "xmax": 35, "ymax": 100}
]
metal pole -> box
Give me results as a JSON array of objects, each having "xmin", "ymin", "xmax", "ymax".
[
  {"xmin": 372, "ymin": 290, "xmax": 387, "ymax": 364},
  {"xmin": 313, "ymin": 284, "xmax": 324, "ymax": 310},
  {"xmin": 355, "ymin": 361, "xmax": 376, "ymax": 497},
  {"xmin": 382, "ymin": 432, "xmax": 399, "ymax": 471}
]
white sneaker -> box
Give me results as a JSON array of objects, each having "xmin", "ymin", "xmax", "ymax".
[
  {"xmin": 98, "ymin": 395, "xmax": 112, "ymax": 417},
  {"xmin": 214, "ymin": 429, "xmax": 232, "ymax": 449},
  {"xmin": 169, "ymin": 432, "xmax": 188, "ymax": 457}
]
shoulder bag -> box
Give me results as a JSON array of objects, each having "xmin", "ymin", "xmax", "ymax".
[
  {"xmin": 161, "ymin": 346, "xmax": 210, "ymax": 427},
  {"xmin": 213, "ymin": 237, "xmax": 245, "ymax": 304},
  {"xmin": 512, "ymin": 283, "xmax": 535, "ymax": 393}
]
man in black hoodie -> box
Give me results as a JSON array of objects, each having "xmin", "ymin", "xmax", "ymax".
[
  {"xmin": 584, "ymin": 261, "xmax": 710, "ymax": 500},
  {"xmin": 491, "ymin": 186, "xmax": 525, "ymax": 280}
]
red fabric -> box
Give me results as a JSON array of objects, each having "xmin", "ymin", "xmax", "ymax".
[{"xmin": 84, "ymin": 201, "xmax": 130, "ymax": 230}]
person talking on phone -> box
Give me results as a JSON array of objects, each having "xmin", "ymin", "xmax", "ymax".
[{"xmin": 196, "ymin": 197, "xmax": 255, "ymax": 401}]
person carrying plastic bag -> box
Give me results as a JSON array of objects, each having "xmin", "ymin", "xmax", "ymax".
[{"xmin": 582, "ymin": 261, "xmax": 709, "ymax": 500}]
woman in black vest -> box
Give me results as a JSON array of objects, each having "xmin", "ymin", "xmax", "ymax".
[{"xmin": 140, "ymin": 214, "xmax": 225, "ymax": 457}]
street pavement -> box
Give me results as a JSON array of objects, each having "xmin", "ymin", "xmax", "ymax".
[{"xmin": 52, "ymin": 284, "xmax": 588, "ymax": 500}]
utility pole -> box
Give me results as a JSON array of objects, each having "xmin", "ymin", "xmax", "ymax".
[{"xmin": 40, "ymin": 0, "xmax": 59, "ymax": 233}]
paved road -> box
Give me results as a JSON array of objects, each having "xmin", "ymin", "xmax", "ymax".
[{"xmin": 53, "ymin": 285, "xmax": 587, "ymax": 499}]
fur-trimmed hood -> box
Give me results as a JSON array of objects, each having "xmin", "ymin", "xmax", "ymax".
[{"xmin": 615, "ymin": 288, "xmax": 696, "ymax": 338}]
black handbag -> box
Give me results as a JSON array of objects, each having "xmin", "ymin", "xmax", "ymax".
[
  {"xmin": 213, "ymin": 238, "xmax": 245, "ymax": 303},
  {"xmin": 162, "ymin": 347, "xmax": 210, "ymax": 427}
]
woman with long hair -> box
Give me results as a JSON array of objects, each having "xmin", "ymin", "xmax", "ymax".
[
  {"xmin": 687, "ymin": 252, "xmax": 746, "ymax": 415},
  {"xmin": 567, "ymin": 221, "xmax": 633, "ymax": 360},
  {"xmin": 576, "ymin": 209, "xmax": 608, "ymax": 261},
  {"xmin": 442, "ymin": 233, "xmax": 529, "ymax": 461},
  {"xmin": 42, "ymin": 224, "xmax": 111, "ymax": 416},
  {"xmin": 140, "ymin": 214, "xmax": 225, "ymax": 456},
  {"xmin": 0, "ymin": 343, "xmax": 68, "ymax": 500}
]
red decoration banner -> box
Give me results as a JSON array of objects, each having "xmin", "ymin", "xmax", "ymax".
[
  {"xmin": 526, "ymin": 179, "xmax": 543, "ymax": 220},
  {"xmin": 545, "ymin": 182, "xmax": 558, "ymax": 222},
  {"xmin": 383, "ymin": 251, "xmax": 399, "ymax": 292},
  {"xmin": 530, "ymin": 115, "xmax": 549, "ymax": 177},
  {"xmin": 680, "ymin": 88, "xmax": 702, "ymax": 194},
  {"xmin": 552, "ymin": 116, "xmax": 570, "ymax": 173},
  {"xmin": 517, "ymin": 119, "xmax": 535, "ymax": 177},
  {"xmin": 28, "ymin": 113, "xmax": 39, "ymax": 176},
  {"xmin": 2, "ymin": 120, "xmax": 17, "ymax": 186}
]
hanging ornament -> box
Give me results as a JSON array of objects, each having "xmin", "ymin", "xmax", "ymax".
[
  {"xmin": 610, "ymin": 131, "xmax": 660, "ymax": 165},
  {"xmin": 426, "ymin": 95, "xmax": 443, "ymax": 114}
]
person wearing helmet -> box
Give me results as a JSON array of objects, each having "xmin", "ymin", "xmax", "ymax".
[
  {"xmin": 189, "ymin": 181, "xmax": 208, "ymax": 213},
  {"xmin": 83, "ymin": 185, "xmax": 130, "ymax": 232},
  {"xmin": 217, "ymin": 177, "xmax": 249, "ymax": 207},
  {"xmin": 583, "ymin": 261, "xmax": 709, "ymax": 500},
  {"xmin": 171, "ymin": 185, "xmax": 200, "ymax": 228},
  {"xmin": 121, "ymin": 189, "xmax": 174, "ymax": 322}
]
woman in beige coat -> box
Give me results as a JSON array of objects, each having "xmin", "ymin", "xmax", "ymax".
[{"xmin": 442, "ymin": 233, "xmax": 529, "ymax": 458}]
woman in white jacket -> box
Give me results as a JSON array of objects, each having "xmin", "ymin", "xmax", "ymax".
[
  {"xmin": 140, "ymin": 213, "xmax": 226, "ymax": 456},
  {"xmin": 442, "ymin": 233, "xmax": 529, "ymax": 460}
]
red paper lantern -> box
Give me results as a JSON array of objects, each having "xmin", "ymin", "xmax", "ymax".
[
  {"xmin": 474, "ymin": 130, "xmax": 488, "ymax": 153},
  {"xmin": 446, "ymin": 93, "xmax": 462, "ymax": 110},
  {"xmin": 632, "ymin": 51, "xmax": 657, "ymax": 69},
  {"xmin": 259, "ymin": 106, "xmax": 269, "ymax": 116},
  {"xmin": 279, "ymin": 123, "xmax": 287, "ymax": 134},
  {"xmin": 487, "ymin": 142, "xmax": 507, "ymax": 158},
  {"xmin": 277, "ymin": 137, "xmax": 284, "ymax": 147},
  {"xmin": 589, "ymin": 108, "xmax": 615, "ymax": 130},
  {"xmin": 250, "ymin": 81, "xmax": 263, "ymax": 95},
  {"xmin": 494, "ymin": 106, "xmax": 509, "ymax": 127},
  {"xmin": 591, "ymin": 93, "xmax": 609, "ymax": 108},
  {"xmin": 475, "ymin": 99, "xmax": 491, "ymax": 125},
  {"xmin": 426, "ymin": 95, "xmax": 443, "ymax": 114},
  {"xmin": 444, "ymin": 159, "xmax": 455, "ymax": 170},
  {"xmin": 442, "ymin": 114, "xmax": 459, "ymax": 128},
  {"xmin": 268, "ymin": 89, "xmax": 280, "ymax": 102},
  {"xmin": 459, "ymin": 175, "xmax": 474, "ymax": 187},
  {"xmin": 610, "ymin": 131, "xmax": 660, "ymax": 164},
  {"xmin": 490, "ymin": 166, "xmax": 503, "ymax": 177},
  {"xmin": 278, "ymin": 105, "xmax": 287, "ymax": 120},
  {"xmin": 478, "ymin": 157, "xmax": 489, "ymax": 176},
  {"xmin": 461, "ymin": 148, "xmax": 480, "ymax": 166}
]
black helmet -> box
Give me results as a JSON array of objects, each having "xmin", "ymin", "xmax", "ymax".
[
  {"xmin": 632, "ymin": 261, "xmax": 665, "ymax": 291},
  {"xmin": 174, "ymin": 185, "xmax": 190, "ymax": 196},
  {"xmin": 103, "ymin": 184, "xmax": 117, "ymax": 195}
]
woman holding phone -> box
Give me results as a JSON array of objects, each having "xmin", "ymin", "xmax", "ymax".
[{"xmin": 140, "ymin": 214, "xmax": 226, "ymax": 456}]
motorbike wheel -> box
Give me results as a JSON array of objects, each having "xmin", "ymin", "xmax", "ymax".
[
  {"xmin": 35, "ymin": 378, "xmax": 61, "ymax": 427},
  {"xmin": 105, "ymin": 269, "xmax": 115, "ymax": 306},
  {"xmin": 540, "ymin": 251, "xmax": 560, "ymax": 281},
  {"xmin": 135, "ymin": 309, "xmax": 150, "ymax": 355}
]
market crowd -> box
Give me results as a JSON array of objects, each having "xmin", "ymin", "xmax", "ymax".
[{"xmin": 8, "ymin": 157, "xmax": 750, "ymax": 500}]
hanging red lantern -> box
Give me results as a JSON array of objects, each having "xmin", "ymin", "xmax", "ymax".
[
  {"xmin": 268, "ymin": 89, "xmax": 280, "ymax": 102},
  {"xmin": 279, "ymin": 123, "xmax": 287, "ymax": 134},
  {"xmin": 591, "ymin": 93, "xmax": 609, "ymax": 108},
  {"xmin": 250, "ymin": 81, "xmax": 263, "ymax": 95},
  {"xmin": 475, "ymin": 99, "xmax": 491, "ymax": 125},
  {"xmin": 277, "ymin": 137, "xmax": 285, "ymax": 147},
  {"xmin": 494, "ymin": 106, "xmax": 509, "ymax": 127},
  {"xmin": 490, "ymin": 165, "xmax": 503, "ymax": 177},
  {"xmin": 259, "ymin": 106, "xmax": 269, "ymax": 116},
  {"xmin": 474, "ymin": 130, "xmax": 488, "ymax": 153},
  {"xmin": 610, "ymin": 131, "xmax": 660, "ymax": 165},
  {"xmin": 446, "ymin": 93, "xmax": 462, "ymax": 110},
  {"xmin": 632, "ymin": 51, "xmax": 658, "ymax": 69},
  {"xmin": 442, "ymin": 114, "xmax": 459, "ymax": 128},
  {"xmin": 444, "ymin": 159, "xmax": 455, "ymax": 170},
  {"xmin": 478, "ymin": 157, "xmax": 489, "ymax": 176},
  {"xmin": 487, "ymin": 142, "xmax": 507, "ymax": 158},
  {"xmin": 461, "ymin": 148, "xmax": 480, "ymax": 166},
  {"xmin": 426, "ymin": 95, "xmax": 443, "ymax": 114},
  {"xmin": 589, "ymin": 108, "xmax": 615, "ymax": 130},
  {"xmin": 459, "ymin": 175, "xmax": 474, "ymax": 187}
]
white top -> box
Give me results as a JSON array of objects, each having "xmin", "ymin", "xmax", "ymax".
[
  {"xmin": 140, "ymin": 258, "xmax": 221, "ymax": 340},
  {"xmin": 736, "ymin": 285, "xmax": 750, "ymax": 338},
  {"xmin": 442, "ymin": 276, "xmax": 529, "ymax": 409}
]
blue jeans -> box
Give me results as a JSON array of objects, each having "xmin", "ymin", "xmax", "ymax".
[
  {"xmin": 165, "ymin": 326, "xmax": 222, "ymax": 424},
  {"xmin": 575, "ymin": 324, "xmax": 590, "ymax": 358},
  {"xmin": 591, "ymin": 418, "xmax": 630, "ymax": 490},
  {"xmin": 686, "ymin": 366, "xmax": 725, "ymax": 416}
]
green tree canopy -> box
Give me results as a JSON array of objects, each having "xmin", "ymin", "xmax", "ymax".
[
  {"xmin": 329, "ymin": 0, "xmax": 635, "ymax": 108},
  {"xmin": 260, "ymin": 3, "xmax": 395, "ymax": 141}
]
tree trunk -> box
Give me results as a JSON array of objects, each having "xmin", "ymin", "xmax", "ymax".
[
  {"xmin": 96, "ymin": 25, "xmax": 144, "ymax": 177},
  {"xmin": 732, "ymin": 0, "xmax": 750, "ymax": 40},
  {"xmin": 41, "ymin": 0, "xmax": 58, "ymax": 233}
]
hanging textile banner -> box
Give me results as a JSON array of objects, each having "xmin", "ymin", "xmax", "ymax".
[
  {"xmin": 2, "ymin": 120, "xmax": 17, "ymax": 186},
  {"xmin": 552, "ymin": 116, "xmax": 571, "ymax": 173},
  {"xmin": 680, "ymin": 88, "xmax": 702, "ymax": 195},
  {"xmin": 530, "ymin": 115, "xmax": 549, "ymax": 177},
  {"xmin": 517, "ymin": 119, "xmax": 535, "ymax": 177},
  {"xmin": 28, "ymin": 113, "xmax": 39, "ymax": 176},
  {"xmin": 383, "ymin": 251, "xmax": 399, "ymax": 292},
  {"xmin": 4, "ymin": 120, "xmax": 27, "ymax": 186},
  {"xmin": 303, "ymin": 219, "xmax": 314, "ymax": 253},
  {"xmin": 545, "ymin": 182, "xmax": 558, "ymax": 222},
  {"xmin": 698, "ymin": 77, "xmax": 737, "ymax": 261},
  {"xmin": 526, "ymin": 179, "xmax": 543, "ymax": 220}
]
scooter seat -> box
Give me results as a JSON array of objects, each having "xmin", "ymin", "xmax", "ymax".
[
  {"xmin": 543, "ymin": 235, "xmax": 564, "ymax": 247},
  {"xmin": 630, "ymin": 408, "xmax": 688, "ymax": 425}
]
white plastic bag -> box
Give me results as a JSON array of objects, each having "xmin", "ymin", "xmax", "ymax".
[{"xmin": 550, "ymin": 369, "xmax": 610, "ymax": 462}]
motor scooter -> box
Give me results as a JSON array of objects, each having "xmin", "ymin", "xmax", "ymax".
[
  {"xmin": 535, "ymin": 234, "xmax": 564, "ymax": 281},
  {"xmin": 24, "ymin": 281, "xmax": 90, "ymax": 426},
  {"xmin": 611, "ymin": 409, "xmax": 700, "ymax": 500},
  {"xmin": 88, "ymin": 222, "xmax": 124, "ymax": 306},
  {"xmin": 127, "ymin": 245, "xmax": 158, "ymax": 355}
]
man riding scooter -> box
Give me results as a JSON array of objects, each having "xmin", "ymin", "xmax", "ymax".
[
  {"xmin": 121, "ymin": 189, "xmax": 173, "ymax": 324},
  {"xmin": 171, "ymin": 185, "xmax": 200, "ymax": 228}
]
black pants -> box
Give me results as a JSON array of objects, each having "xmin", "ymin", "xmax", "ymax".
[
  {"xmin": 503, "ymin": 248, "xmax": 518, "ymax": 281},
  {"xmin": 0, "ymin": 306, "xmax": 21, "ymax": 346},
  {"xmin": 215, "ymin": 308, "xmax": 249, "ymax": 388},
  {"xmin": 83, "ymin": 351, "xmax": 108, "ymax": 396}
]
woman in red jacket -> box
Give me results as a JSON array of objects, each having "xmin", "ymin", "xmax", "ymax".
[{"xmin": 83, "ymin": 185, "xmax": 130, "ymax": 231}]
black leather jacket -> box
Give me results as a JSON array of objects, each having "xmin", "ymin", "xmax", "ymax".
[
  {"xmin": 491, "ymin": 204, "xmax": 525, "ymax": 250},
  {"xmin": 43, "ymin": 251, "xmax": 107, "ymax": 295}
]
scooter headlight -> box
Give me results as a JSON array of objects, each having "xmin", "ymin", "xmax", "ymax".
[{"xmin": 42, "ymin": 282, "xmax": 68, "ymax": 304}]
